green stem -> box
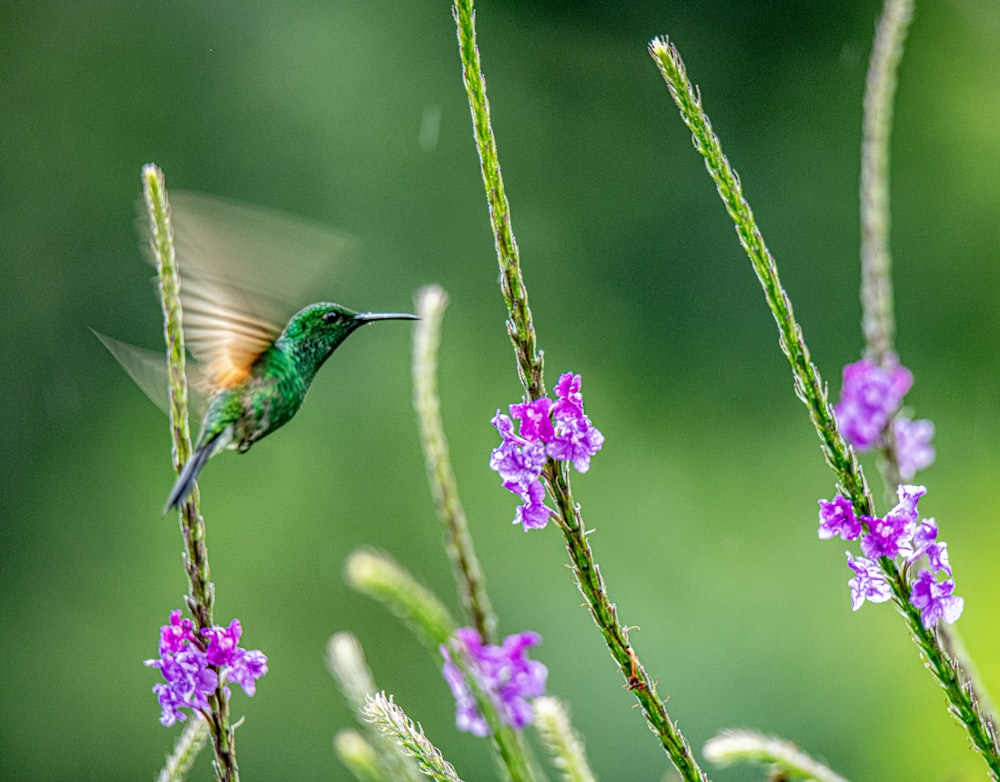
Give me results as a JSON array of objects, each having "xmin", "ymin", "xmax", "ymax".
[
  {"xmin": 648, "ymin": 37, "xmax": 1000, "ymax": 779},
  {"xmin": 452, "ymin": 4, "xmax": 708, "ymax": 780},
  {"xmin": 545, "ymin": 464, "xmax": 708, "ymax": 782},
  {"xmin": 861, "ymin": 0, "xmax": 914, "ymax": 500},
  {"xmin": 452, "ymin": 0, "xmax": 543, "ymax": 399},
  {"xmin": 860, "ymin": 0, "xmax": 912, "ymax": 366},
  {"xmin": 142, "ymin": 164, "xmax": 238, "ymax": 782},
  {"xmin": 860, "ymin": 8, "xmax": 996, "ymax": 748},
  {"xmin": 647, "ymin": 39, "xmax": 873, "ymax": 518},
  {"xmin": 412, "ymin": 285, "xmax": 497, "ymax": 644}
]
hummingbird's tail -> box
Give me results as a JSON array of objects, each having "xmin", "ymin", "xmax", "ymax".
[{"xmin": 163, "ymin": 432, "xmax": 226, "ymax": 513}]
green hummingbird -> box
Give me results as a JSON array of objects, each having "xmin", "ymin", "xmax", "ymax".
[
  {"xmin": 163, "ymin": 302, "xmax": 416, "ymax": 511},
  {"xmin": 98, "ymin": 192, "xmax": 417, "ymax": 512}
]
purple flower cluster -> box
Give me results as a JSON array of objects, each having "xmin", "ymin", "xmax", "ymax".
[
  {"xmin": 440, "ymin": 628, "xmax": 548, "ymax": 737},
  {"xmin": 818, "ymin": 486, "xmax": 962, "ymax": 629},
  {"xmin": 833, "ymin": 357, "xmax": 935, "ymax": 479},
  {"xmin": 490, "ymin": 373, "xmax": 604, "ymax": 530},
  {"xmin": 145, "ymin": 610, "xmax": 268, "ymax": 726}
]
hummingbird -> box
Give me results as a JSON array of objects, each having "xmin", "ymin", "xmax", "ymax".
[{"xmin": 98, "ymin": 192, "xmax": 417, "ymax": 512}]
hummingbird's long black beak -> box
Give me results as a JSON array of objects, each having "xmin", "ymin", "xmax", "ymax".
[{"xmin": 354, "ymin": 312, "xmax": 420, "ymax": 323}]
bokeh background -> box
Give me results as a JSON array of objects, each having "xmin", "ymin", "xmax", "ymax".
[{"xmin": 2, "ymin": 1, "xmax": 998, "ymax": 780}]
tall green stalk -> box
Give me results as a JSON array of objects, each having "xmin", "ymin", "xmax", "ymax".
[
  {"xmin": 452, "ymin": 4, "xmax": 709, "ymax": 780},
  {"xmin": 859, "ymin": 0, "xmax": 997, "ymax": 751},
  {"xmin": 860, "ymin": 0, "xmax": 914, "ymax": 495},
  {"xmin": 143, "ymin": 164, "xmax": 239, "ymax": 782},
  {"xmin": 412, "ymin": 285, "xmax": 497, "ymax": 644},
  {"xmin": 451, "ymin": 0, "xmax": 542, "ymax": 399},
  {"xmin": 860, "ymin": 0, "xmax": 912, "ymax": 367},
  {"xmin": 648, "ymin": 36, "xmax": 1000, "ymax": 780}
]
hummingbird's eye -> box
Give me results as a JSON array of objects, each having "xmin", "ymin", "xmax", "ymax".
[{"xmin": 322, "ymin": 311, "xmax": 344, "ymax": 325}]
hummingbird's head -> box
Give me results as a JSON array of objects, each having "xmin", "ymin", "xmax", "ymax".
[{"xmin": 279, "ymin": 303, "xmax": 418, "ymax": 380}]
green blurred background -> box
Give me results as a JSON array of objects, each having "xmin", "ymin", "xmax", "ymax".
[{"xmin": 2, "ymin": 1, "xmax": 998, "ymax": 780}]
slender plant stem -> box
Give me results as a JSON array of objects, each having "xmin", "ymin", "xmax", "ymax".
[
  {"xmin": 861, "ymin": 0, "xmax": 914, "ymax": 497},
  {"xmin": 647, "ymin": 40, "xmax": 874, "ymax": 517},
  {"xmin": 452, "ymin": 4, "xmax": 709, "ymax": 780},
  {"xmin": 544, "ymin": 463, "xmax": 707, "ymax": 781},
  {"xmin": 861, "ymin": 1, "xmax": 997, "ymax": 747},
  {"xmin": 143, "ymin": 164, "xmax": 239, "ymax": 782},
  {"xmin": 648, "ymin": 37, "xmax": 1000, "ymax": 779},
  {"xmin": 333, "ymin": 730, "xmax": 388, "ymax": 782},
  {"xmin": 452, "ymin": 0, "xmax": 543, "ymax": 399},
  {"xmin": 345, "ymin": 550, "xmax": 457, "ymax": 649},
  {"xmin": 412, "ymin": 285, "xmax": 497, "ymax": 644},
  {"xmin": 860, "ymin": 0, "xmax": 912, "ymax": 366},
  {"xmin": 410, "ymin": 287, "xmax": 542, "ymax": 781}
]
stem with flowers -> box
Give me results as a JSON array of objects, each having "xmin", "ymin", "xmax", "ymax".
[
  {"xmin": 858, "ymin": 0, "xmax": 997, "ymax": 758},
  {"xmin": 143, "ymin": 166, "xmax": 269, "ymax": 782},
  {"xmin": 143, "ymin": 165, "xmax": 238, "ymax": 782},
  {"xmin": 453, "ymin": 2, "xmax": 708, "ymax": 780},
  {"xmin": 648, "ymin": 21, "xmax": 1000, "ymax": 778}
]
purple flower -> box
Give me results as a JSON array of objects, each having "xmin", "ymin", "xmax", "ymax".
[
  {"xmin": 151, "ymin": 663, "xmax": 218, "ymax": 727},
  {"xmin": 228, "ymin": 649, "xmax": 269, "ymax": 697},
  {"xmin": 491, "ymin": 410, "xmax": 517, "ymax": 442},
  {"xmin": 145, "ymin": 642, "xmax": 217, "ymax": 727},
  {"xmin": 146, "ymin": 611, "xmax": 267, "ymax": 726},
  {"xmin": 860, "ymin": 513, "xmax": 909, "ymax": 559},
  {"xmin": 441, "ymin": 646, "xmax": 489, "ymax": 736},
  {"xmin": 891, "ymin": 484, "xmax": 926, "ymax": 525},
  {"xmin": 553, "ymin": 372, "xmax": 584, "ymax": 412},
  {"xmin": 893, "ymin": 417, "xmax": 935, "ymax": 480},
  {"xmin": 846, "ymin": 553, "xmax": 893, "ymax": 610},
  {"xmin": 549, "ymin": 373, "xmax": 604, "ymax": 473},
  {"xmin": 834, "ymin": 358, "xmax": 912, "ymax": 450},
  {"xmin": 489, "ymin": 373, "xmax": 603, "ymax": 530},
  {"xmin": 157, "ymin": 609, "xmax": 197, "ymax": 653},
  {"xmin": 510, "ymin": 397, "xmax": 554, "ymax": 442},
  {"xmin": 505, "ymin": 478, "xmax": 555, "ymax": 531},
  {"xmin": 910, "ymin": 569, "xmax": 963, "ymax": 629},
  {"xmin": 440, "ymin": 628, "xmax": 548, "ymax": 736},
  {"xmin": 203, "ymin": 619, "xmax": 242, "ymax": 667},
  {"xmin": 548, "ymin": 410, "xmax": 605, "ymax": 473},
  {"xmin": 825, "ymin": 486, "xmax": 962, "ymax": 628},
  {"xmin": 818, "ymin": 496, "xmax": 861, "ymax": 541},
  {"xmin": 490, "ymin": 413, "xmax": 547, "ymax": 488},
  {"xmin": 906, "ymin": 518, "xmax": 952, "ymax": 577},
  {"xmin": 859, "ymin": 484, "xmax": 926, "ymax": 560}
]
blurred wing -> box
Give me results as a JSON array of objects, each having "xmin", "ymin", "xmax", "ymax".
[
  {"xmin": 92, "ymin": 329, "xmax": 208, "ymax": 418},
  {"xmin": 137, "ymin": 191, "xmax": 359, "ymax": 389},
  {"xmin": 178, "ymin": 269, "xmax": 282, "ymax": 389}
]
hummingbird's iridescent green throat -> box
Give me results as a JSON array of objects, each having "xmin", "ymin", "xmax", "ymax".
[{"xmin": 165, "ymin": 303, "xmax": 417, "ymax": 512}]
